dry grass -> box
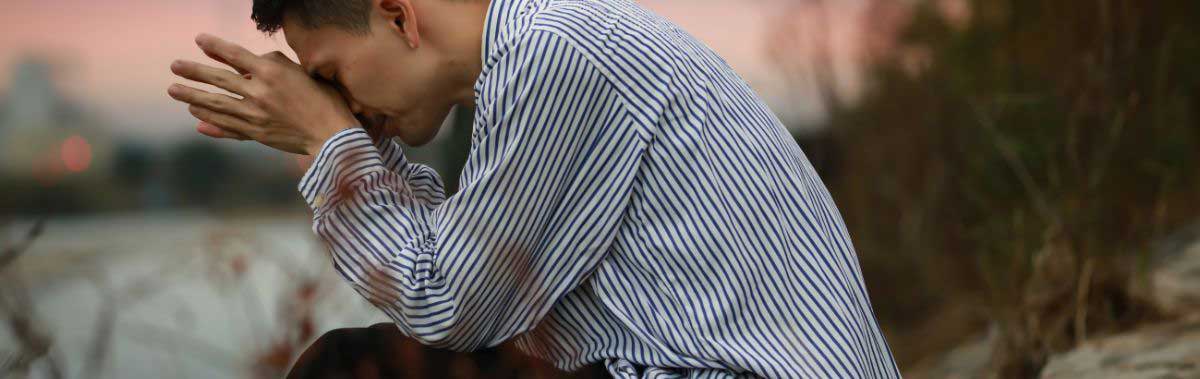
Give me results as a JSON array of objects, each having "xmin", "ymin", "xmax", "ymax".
[{"xmin": 793, "ymin": 0, "xmax": 1200, "ymax": 375}]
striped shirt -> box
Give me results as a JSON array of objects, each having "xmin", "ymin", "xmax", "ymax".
[{"xmin": 298, "ymin": 0, "xmax": 900, "ymax": 377}]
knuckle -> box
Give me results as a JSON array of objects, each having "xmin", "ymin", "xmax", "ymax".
[
  {"xmin": 209, "ymin": 72, "xmax": 229, "ymax": 87},
  {"xmin": 207, "ymin": 95, "xmax": 228, "ymax": 110},
  {"xmin": 187, "ymin": 105, "xmax": 207, "ymax": 118},
  {"xmin": 245, "ymin": 94, "xmax": 268, "ymax": 109},
  {"xmin": 239, "ymin": 86, "xmax": 260, "ymax": 100},
  {"xmin": 246, "ymin": 86, "xmax": 269, "ymax": 100},
  {"xmin": 211, "ymin": 70, "xmax": 229, "ymax": 84},
  {"xmin": 246, "ymin": 113, "xmax": 268, "ymax": 125},
  {"xmin": 257, "ymin": 65, "xmax": 279, "ymax": 78}
]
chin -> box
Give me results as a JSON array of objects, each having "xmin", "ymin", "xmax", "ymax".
[
  {"xmin": 383, "ymin": 103, "xmax": 452, "ymax": 147},
  {"xmin": 391, "ymin": 123, "xmax": 441, "ymax": 147},
  {"xmin": 397, "ymin": 131, "xmax": 438, "ymax": 147}
]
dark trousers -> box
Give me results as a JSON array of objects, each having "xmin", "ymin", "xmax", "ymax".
[{"xmin": 285, "ymin": 323, "xmax": 610, "ymax": 378}]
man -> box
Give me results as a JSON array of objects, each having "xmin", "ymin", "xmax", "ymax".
[{"xmin": 167, "ymin": 0, "xmax": 901, "ymax": 377}]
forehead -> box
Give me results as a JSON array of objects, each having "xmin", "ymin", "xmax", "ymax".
[
  {"xmin": 280, "ymin": 14, "xmax": 357, "ymax": 71},
  {"xmin": 282, "ymin": 16, "xmax": 319, "ymax": 69}
]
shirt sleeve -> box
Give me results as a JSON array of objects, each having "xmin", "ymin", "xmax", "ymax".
[
  {"xmin": 296, "ymin": 29, "xmax": 645, "ymax": 351},
  {"xmin": 372, "ymin": 135, "xmax": 414, "ymax": 175}
]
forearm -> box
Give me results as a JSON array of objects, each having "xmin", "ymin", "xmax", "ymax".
[
  {"xmin": 302, "ymin": 129, "xmax": 444, "ymax": 210},
  {"xmin": 301, "ymin": 128, "xmax": 464, "ymax": 344}
]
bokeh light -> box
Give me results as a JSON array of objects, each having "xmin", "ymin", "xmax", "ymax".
[{"xmin": 60, "ymin": 134, "xmax": 92, "ymax": 173}]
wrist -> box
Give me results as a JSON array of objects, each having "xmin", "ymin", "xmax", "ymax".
[{"xmin": 307, "ymin": 119, "xmax": 361, "ymax": 156}]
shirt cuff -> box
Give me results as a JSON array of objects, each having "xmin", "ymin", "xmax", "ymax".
[
  {"xmin": 298, "ymin": 127, "xmax": 385, "ymax": 213},
  {"xmin": 373, "ymin": 135, "xmax": 410, "ymax": 174}
]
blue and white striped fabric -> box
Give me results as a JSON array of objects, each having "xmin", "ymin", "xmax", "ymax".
[{"xmin": 298, "ymin": 0, "xmax": 900, "ymax": 377}]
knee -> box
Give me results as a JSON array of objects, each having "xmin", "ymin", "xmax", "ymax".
[
  {"xmin": 315, "ymin": 327, "xmax": 362, "ymax": 346},
  {"xmin": 287, "ymin": 327, "xmax": 372, "ymax": 379}
]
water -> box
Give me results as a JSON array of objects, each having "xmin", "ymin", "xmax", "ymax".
[{"xmin": 1, "ymin": 211, "xmax": 386, "ymax": 379}]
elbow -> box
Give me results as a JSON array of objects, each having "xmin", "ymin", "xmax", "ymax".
[
  {"xmin": 381, "ymin": 304, "xmax": 494, "ymax": 352},
  {"xmin": 358, "ymin": 270, "xmax": 493, "ymax": 352}
]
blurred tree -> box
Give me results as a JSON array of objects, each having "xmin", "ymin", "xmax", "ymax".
[
  {"xmin": 771, "ymin": 0, "xmax": 1199, "ymax": 375},
  {"xmin": 112, "ymin": 142, "xmax": 154, "ymax": 188},
  {"xmin": 167, "ymin": 139, "xmax": 234, "ymax": 207}
]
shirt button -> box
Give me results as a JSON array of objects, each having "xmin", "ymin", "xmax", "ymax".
[{"xmin": 314, "ymin": 194, "xmax": 326, "ymax": 207}]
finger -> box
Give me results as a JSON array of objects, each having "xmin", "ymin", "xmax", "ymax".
[
  {"xmin": 167, "ymin": 83, "xmax": 259, "ymax": 120},
  {"xmin": 260, "ymin": 51, "xmax": 296, "ymax": 66},
  {"xmin": 170, "ymin": 60, "xmax": 248, "ymax": 95},
  {"xmin": 197, "ymin": 121, "xmax": 251, "ymax": 140},
  {"xmin": 204, "ymin": 49, "xmax": 247, "ymax": 75},
  {"xmin": 211, "ymin": 51, "xmax": 293, "ymax": 76},
  {"xmin": 195, "ymin": 33, "xmax": 263, "ymax": 74},
  {"xmin": 188, "ymin": 104, "xmax": 259, "ymax": 137},
  {"xmin": 197, "ymin": 122, "xmax": 249, "ymax": 140}
]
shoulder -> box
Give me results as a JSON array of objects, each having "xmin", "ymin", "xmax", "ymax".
[
  {"xmin": 483, "ymin": 3, "xmax": 610, "ymax": 63},
  {"xmin": 476, "ymin": 2, "xmax": 621, "ymax": 101},
  {"xmin": 475, "ymin": 0, "xmax": 668, "ymax": 131},
  {"xmin": 527, "ymin": 0, "xmax": 617, "ymax": 46},
  {"xmin": 482, "ymin": 0, "xmax": 681, "ymax": 75}
]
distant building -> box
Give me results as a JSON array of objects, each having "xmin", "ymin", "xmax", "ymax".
[
  {"xmin": 1, "ymin": 58, "xmax": 82, "ymax": 130},
  {"xmin": 0, "ymin": 57, "xmax": 112, "ymax": 182}
]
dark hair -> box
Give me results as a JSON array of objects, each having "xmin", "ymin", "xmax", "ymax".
[{"xmin": 251, "ymin": 0, "xmax": 373, "ymax": 35}]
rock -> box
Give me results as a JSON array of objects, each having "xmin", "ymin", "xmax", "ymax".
[
  {"xmin": 904, "ymin": 327, "xmax": 997, "ymax": 379},
  {"xmin": 1039, "ymin": 319, "xmax": 1200, "ymax": 379},
  {"xmin": 1041, "ymin": 224, "xmax": 1200, "ymax": 378},
  {"xmin": 1141, "ymin": 222, "xmax": 1200, "ymax": 315}
]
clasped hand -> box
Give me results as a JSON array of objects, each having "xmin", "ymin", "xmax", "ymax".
[{"xmin": 167, "ymin": 34, "xmax": 358, "ymax": 155}]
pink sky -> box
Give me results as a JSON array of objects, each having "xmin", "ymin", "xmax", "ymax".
[{"xmin": 0, "ymin": 0, "xmax": 865, "ymax": 139}]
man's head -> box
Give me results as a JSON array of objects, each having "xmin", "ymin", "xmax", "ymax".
[
  {"xmin": 252, "ymin": 0, "xmax": 373, "ymax": 36},
  {"xmin": 252, "ymin": 0, "xmax": 486, "ymax": 146}
]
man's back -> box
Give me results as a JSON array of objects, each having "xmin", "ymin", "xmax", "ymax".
[{"xmin": 485, "ymin": 0, "xmax": 901, "ymax": 377}]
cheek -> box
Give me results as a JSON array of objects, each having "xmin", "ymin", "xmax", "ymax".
[
  {"xmin": 346, "ymin": 46, "xmax": 427, "ymax": 114},
  {"xmin": 362, "ymin": 53, "xmax": 426, "ymax": 108},
  {"xmin": 346, "ymin": 69, "xmax": 407, "ymax": 109},
  {"xmin": 337, "ymin": 68, "xmax": 371, "ymax": 101},
  {"xmin": 339, "ymin": 57, "xmax": 388, "ymax": 105}
]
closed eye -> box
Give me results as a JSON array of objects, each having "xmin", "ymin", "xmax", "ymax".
[{"xmin": 310, "ymin": 71, "xmax": 334, "ymax": 86}]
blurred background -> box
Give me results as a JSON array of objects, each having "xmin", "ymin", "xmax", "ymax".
[{"xmin": 1, "ymin": 0, "xmax": 1197, "ymax": 378}]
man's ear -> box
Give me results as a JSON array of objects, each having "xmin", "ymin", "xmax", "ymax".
[{"xmin": 378, "ymin": 0, "xmax": 420, "ymax": 49}]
